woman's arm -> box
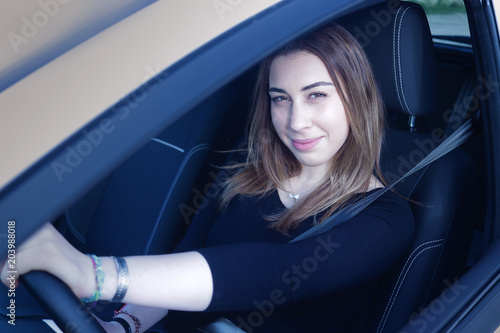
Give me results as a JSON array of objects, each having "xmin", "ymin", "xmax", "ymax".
[
  {"xmin": 1, "ymin": 223, "xmax": 214, "ymax": 312},
  {"xmin": 102, "ymin": 252, "xmax": 213, "ymax": 311}
]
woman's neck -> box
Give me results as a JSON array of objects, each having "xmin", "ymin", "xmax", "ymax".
[{"xmin": 294, "ymin": 164, "xmax": 329, "ymax": 187}]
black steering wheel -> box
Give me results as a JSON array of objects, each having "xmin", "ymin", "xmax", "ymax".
[{"xmin": 21, "ymin": 271, "xmax": 106, "ymax": 333}]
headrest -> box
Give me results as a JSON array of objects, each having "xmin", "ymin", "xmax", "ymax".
[{"xmin": 338, "ymin": 1, "xmax": 438, "ymax": 117}]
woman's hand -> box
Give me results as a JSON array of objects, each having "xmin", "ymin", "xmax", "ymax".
[{"xmin": 0, "ymin": 223, "xmax": 95, "ymax": 298}]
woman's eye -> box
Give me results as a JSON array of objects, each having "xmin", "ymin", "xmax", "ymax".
[
  {"xmin": 310, "ymin": 92, "xmax": 327, "ymax": 99},
  {"xmin": 271, "ymin": 96, "xmax": 289, "ymax": 103}
]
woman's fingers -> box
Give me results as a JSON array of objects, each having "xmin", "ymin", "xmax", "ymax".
[
  {"xmin": 0, "ymin": 223, "xmax": 50, "ymax": 284},
  {"xmin": 1, "ymin": 223, "xmax": 93, "ymax": 297}
]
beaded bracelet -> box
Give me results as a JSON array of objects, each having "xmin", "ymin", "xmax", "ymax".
[
  {"xmin": 114, "ymin": 310, "xmax": 142, "ymax": 333},
  {"xmin": 81, "ymin": 254, "xmax": 104, "ymax": 308}
]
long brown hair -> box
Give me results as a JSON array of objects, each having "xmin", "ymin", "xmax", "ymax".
[{"xmin": 220, "ymin": 23, "xmax": 385, "ymax": 234}]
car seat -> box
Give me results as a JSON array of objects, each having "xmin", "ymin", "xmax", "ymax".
[
  {"xmin": 58, "ymin": 85, "xmax": 240, "ymax": 257},
  {"xmin": 338, "ymin": 2, "xmax": 480, "ymax": 332}
]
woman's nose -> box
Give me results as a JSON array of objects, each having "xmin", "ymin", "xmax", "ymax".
[{"xmin": 289, "ymin": 103, "xmax": 312, "ymax": 132}]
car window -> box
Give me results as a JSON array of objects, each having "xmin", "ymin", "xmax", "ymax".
[{"xmin": 412, "ymin": 0, "xmax": 471, "ymax": 47}]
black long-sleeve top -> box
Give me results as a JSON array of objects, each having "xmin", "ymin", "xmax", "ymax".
[{"xmin": 174, "ymin": 188, "xmax": 414, "ymax": 332}]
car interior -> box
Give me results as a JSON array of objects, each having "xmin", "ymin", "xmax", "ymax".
[{"xmin": 1, "ymin": 0, "xmax": 493, "ymax": 332}]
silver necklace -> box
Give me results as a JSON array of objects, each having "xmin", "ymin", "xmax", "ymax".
[
  {"xmin": 287, "ymin": 178, "xmax": 322, "ymax": 202},
  {"xmin": 287, "ymin": 179, "xmax": 311, "ymax": 202},
  {"xmin": 287, "ymin": 179, "xmax": 300, "ymax": 201}
]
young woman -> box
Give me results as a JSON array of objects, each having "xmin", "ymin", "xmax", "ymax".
[{"xmin": 2, "ymin": 23, "xmax": 414, "ymax": 332}]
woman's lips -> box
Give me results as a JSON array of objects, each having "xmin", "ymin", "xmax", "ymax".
[{"xmin": 292, "ymin": 137, "xmax": 322, "ymax": 151}]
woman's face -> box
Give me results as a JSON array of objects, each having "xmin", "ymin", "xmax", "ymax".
[{"xmin": 269, "ymin": 51, "xmax": 350, "ymax": 171}]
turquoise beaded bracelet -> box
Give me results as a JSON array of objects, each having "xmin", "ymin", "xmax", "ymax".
[{"xmin": 81, "ymin": 254, "xmax": 105, "ymax": 307}]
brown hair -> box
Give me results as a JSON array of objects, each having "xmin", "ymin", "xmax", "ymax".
[{"xmin": 220, "ymin": 22, "xmax": 385, "ymax": 234}]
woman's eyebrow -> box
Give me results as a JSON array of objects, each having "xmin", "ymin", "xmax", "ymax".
[
  {"xmin": 268, "ymin": 87, "xmax": 287, "ymax": 94},
  {"xmin": 268, "ymin": 81, "xmax": 333, "ymax": 94},
  {"xmin": 301, "ymin": 81, "xmax": 334, "ymax": 91}
]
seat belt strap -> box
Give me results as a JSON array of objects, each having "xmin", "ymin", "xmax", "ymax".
[
  {"xmin": 445, "ymin": 74, "xmax": 476, "ymax": 137},
  {"xmin": 290, "ymin": 119, "xmax": 474, "ymax": 243}
]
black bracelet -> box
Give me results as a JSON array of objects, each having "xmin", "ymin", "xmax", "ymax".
[{"xmin": 112, "ymin": 317, "xmax": 132, "ymax": 333}]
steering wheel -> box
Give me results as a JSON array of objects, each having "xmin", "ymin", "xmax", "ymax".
[{"xmin": 21, "ymin": 271, "xmax": 106, "ymax": 333}]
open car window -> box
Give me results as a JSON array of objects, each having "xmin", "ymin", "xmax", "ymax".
[{"xmin": 2, "ymin": 1, "xmax": 500, "ymax": 332}]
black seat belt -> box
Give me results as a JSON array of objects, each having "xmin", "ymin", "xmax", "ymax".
[{"xmin": 290, "ymin": 119, "xmax": 474, "ymax": 243}]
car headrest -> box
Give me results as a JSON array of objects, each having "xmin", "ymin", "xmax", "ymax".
[{"xmin": 338, "ymin": 1, "xmax": 438, "ymax": 117}]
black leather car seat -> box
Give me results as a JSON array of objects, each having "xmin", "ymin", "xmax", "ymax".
[
  {"xmin": 59, "ymin": 86, "xmax": 238, "ymax": 257},
  {"xmin": 338, "ymin": 2, "xmax": 479, "ymax": 331}
]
